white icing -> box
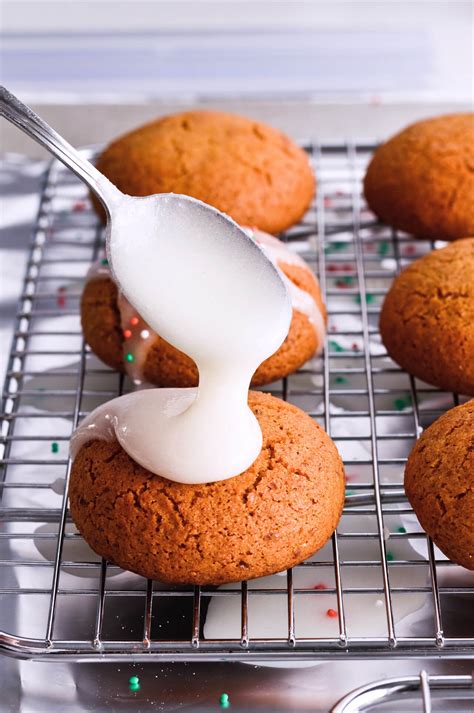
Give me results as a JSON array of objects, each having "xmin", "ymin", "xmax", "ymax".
[
  {"xmin": 85, "ymin": 229, "xmax": 325, "ymax": 383},
  {"xmin": 75, "ymin": 193, "xmax": 291, "ymax": 483}
]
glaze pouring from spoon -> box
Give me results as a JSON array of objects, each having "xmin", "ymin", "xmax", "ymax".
[{"xmin": 1, "ymin": 87, "xmax": 292, "ymax": 483}]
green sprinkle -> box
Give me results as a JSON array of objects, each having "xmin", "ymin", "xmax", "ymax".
[
  {"xmin": 394, "ymin": 395, "xmax": 412, "ymax": 411},
  {"xmin": 386, "ymin": 551, "xmax": 394, "ymax": 561},
  {"xmin": 345, "ymin": 490, "xmax": 355, "ymax": 497},
  {"xmin": 354, "ymin": 293, "xmax": 375, "ymax": 304},
  {"xmin": 129, "ymin": 683, "xmax": 140, "ymax": 692},
  {"xmin": 51, "ymin": 442, "xmax": 59, "ymax": 454},
  {"xmin": 329, "ymin": 340, "xmax": 345, "ymax": 353},
  {"xmin": 325, "ymin": 241, "xmax": 347, "ymax": 254},
  {"xmin": 335, "ymin": 376, "xmax": 347, "ymax": 384},
  {"xmin": 378, "ymin": 241, "xmax": 390, "ymax": 256},
  {"xmin": 220, "ymin": 693, "xmax": 230, "ymax": 708},
  {"xmin": 397, "ymin": 526, "xmax": 407, "ymax": 534},
  {"xmin": 129, "ymin": 676, "xmax": 139, "ymax": 686},
  {"xmin": 125, "ymin": 353, "xmax": 134, "ymax": 363},
  {"xmin": 101, "ymin": 258, "xmax": 108, "ymax": 265}
]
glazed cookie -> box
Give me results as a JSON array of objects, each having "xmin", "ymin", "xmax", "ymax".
[
  {"xmin": 94, "ymin": 110, "xmax": 315, "ymax": 234},
  {"xmin": 380, "ymin": 238, "xmax": 474, "ymax": 395},
  {"xmin": 405, "ymin": 400, "xmax": 474, "ymax": 570},
  {"xmin": 364, "ymin": 113, "xmax": 474, "ymax": 240},
  {"xmin": 81, "ymin": 230, "xmax": 326, "ymax": 387},
  {"xmin": 69, "ymin": 391, "xmax": 345, "ymax": 585}
]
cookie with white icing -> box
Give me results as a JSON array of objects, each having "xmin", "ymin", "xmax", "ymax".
[
  {"xmin": 69, "ymin": 391, "xmax": 344, "ymax": 585},
  {"xmin": 81, "ymin": 230, "xmax": 326, "ymax": 387}
]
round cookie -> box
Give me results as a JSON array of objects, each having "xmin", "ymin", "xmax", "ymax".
[
  {"xmin": 380, "ymin": 238, "xmax": 474, "ymax": 395},
  {"xmin": 364, "ymin": 113, "xmax": 474, "ymax": 241},
  {"xmin": 81, "ymin": 231, "xmax": 326, "ymax": 387},
  {"xmin": 94, "ymin": 110, "xmax": 315, "ymax": 234},
  {"xmin": 69, "ymin": 391, "xmax": 345, "ymax": 585},
  {"xmin": 405, "ymin": 400, "xmax": 474, "ymax": 570}
]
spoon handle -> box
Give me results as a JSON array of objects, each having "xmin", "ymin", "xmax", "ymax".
[{"xmin": 0, "ymin": 86, "xmax": 120, "ymax": 213}]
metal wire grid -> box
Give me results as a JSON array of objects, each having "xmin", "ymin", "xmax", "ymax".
[
  {"xmin": 0, "ymin": 142, "xmax": 473, "ymax": 662},
  {"xmin": 331, "ymin": 672, "xmax": 473, "ymax": 712}
]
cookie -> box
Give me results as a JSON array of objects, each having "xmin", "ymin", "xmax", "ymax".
[
  {"xmin": 81, "ymin": 230, "xmax": 326, "ymax": 387},
  {"xmin": 364, "ymin": 113, "xmax": 474, "ymax": 241},
  {"xmin": 94, "ymin": 110, "xmax": 315, "ymax": 234},
  {"xmin": 380, "ymin": 238, "xmax": 474, "ymax": 395},
  {"xmin": 404, "ymin": 400, "xmax": 474, "ymax": 570},
  {"xmin": 69, "ymin": 391, "xmax": 345, "ymax": 585}
]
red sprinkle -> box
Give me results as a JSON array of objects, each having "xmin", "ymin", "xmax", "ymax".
[
  {"xmin": 57, "ymin": 286, "xmax": 66, "ymax": 307},
  {"xmin": 342, "ymin": 264, "xmax": 353, "ymax": 272},
  {"xmin": 326, "ymin": 608, "xmax": 338, "ymax": 618},
  {"xmin": 403, "ymin": 245, "xmax": 416, "ymax": 255},
  {"xmin": 130, "ymin": 317, "xmax": 139, "ymax": 326},
  {"xmin": 324, "ymin": 197, "xmax": 332, "ymax": 207},
  {"xmin": 352, "ymin": 343, "xmax": 359, "ymax": 351},
  {"xmin": 327, "ymin": 264, "xmax": 338, "ymax": 272},
  {"xmin": 73, "ymin": 201, "xmax": 87, "ymax": 212},
  {"xmin": 123, "ymin": 329, "xmax": 132, "ymax": 339},
  {"xmin": 314, "ymin": 583, "xmax": 327, "ymax": 590},
  {"xmin": 335, "ymin": 280, "xmax": 351, "ymax": 289}
]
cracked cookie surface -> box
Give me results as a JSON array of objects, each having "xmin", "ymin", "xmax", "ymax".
[
  {"xmin": 364, "ymin": 113, "xmax": 474, "ymax": 240},
  {"xmin": 69, "ymin": 391, "xmax": 345, "ymax": 584},
  {"xmin": 380, "ymin": 238, "xmax": 474, "ymax": 395},
  {"xmin": 405, "ymin": 399, "xmax": 474, "ymax": 570},
  {"xmin": 94, "ymin": 110, "xmax": 315, "ymax": 233}
]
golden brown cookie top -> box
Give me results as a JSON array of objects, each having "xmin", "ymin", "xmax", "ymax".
[
  {"xmin": 364, "ymin": 113, "xmax": 474, "ymax": 241},
  {"xmin": 95, "ymin": 110, "xmax": 315, "ymax": 234},
  {"xmin": 404, "ymin": 400, "xmax": 474, "ymax": 570},
  {"xmin": 69, "ymin": 391, "xmax": 345, "ymax": 584},
  {"xmin": 379, "ymin": 238, "xmax": 474, "ymax": 395}
]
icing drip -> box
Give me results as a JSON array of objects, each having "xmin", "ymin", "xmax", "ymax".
[
  {"xmin": 117, "ymin": 292, "xmax": 154, "ymax": 386},
  {"xmin": 75, "ymin": 193, "xmax": 291, "ymax": 483},
  {"xmin": 249, "ymin": 229, "xmax": 326, "ymax": 352},
  {"xmin": 85, "ymin": 229, "xmax": 325, "ymax": 384}
]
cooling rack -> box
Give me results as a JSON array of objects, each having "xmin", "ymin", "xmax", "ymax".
[
  {"xmin": 331, "ymin": 671, "xmax": 473, "ymax": 712},
  {"xmin": 0, "ymin": 142, "xmax": 473, "ymax": 662}
]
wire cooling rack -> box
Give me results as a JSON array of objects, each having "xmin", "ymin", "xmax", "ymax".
[
  {"xmin": 331, "ymin": 671, "xmax": 473, "ymax": 712},
  {"xmin": 0, "ymin": 142, "xmax": 473, "ymax": 662}
]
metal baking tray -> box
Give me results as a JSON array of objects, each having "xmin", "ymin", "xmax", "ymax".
[{"xmin": 1, "ymin": 141, "xmax": 473, "ymax": 663}]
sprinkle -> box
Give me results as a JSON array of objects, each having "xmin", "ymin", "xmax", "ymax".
[
  {"xmin": 397, "ymin": 526, "xmax": 407, "ymax": 534},
  {"xmin": 313, "ymin": 583, "xmax": 327, "ymax": 590},
  {"xmin": 57, "ymin": 287, "xmax": 66, "ymax": 308},
  {"xmin": 130, "ymin": 317, "xmax": 139, "ymax": 326},
  {"xmin": 51, "ymin": 442, "xmax": 59, "ymax": 454},
  {"xmin": 129, "ymin": 682, "xmax": 140, "ymax": 692},
  {"xmin": 351, "ymin": 342, "xmax": 360, "ymax": 351},
  {"xmin": 354, "ymin": 293, "xmax": 375, "ymax": 304},
  {"xmin": 220, "ymin": 693, "xmax": 230, "ymax": 708},
  {"xmin": 394, "ymin": 395, "xmax": 411, "ymax": 411},
  {"xmin": 125, "ymin": 353, "xmax": 134, "ymax": 363},
  {"xmin": 335, "ymin": 376, "xmax": 347, "ymax": 384},
  {"xmin": 73, "ymin": 201, "xmax": 87, "ymax": 212},
  {"xmin": 375, "ymin": 599, "xmax": 384, "ymax": 607},
  {"xmin": 123, "ymin": 329, "xmax": 132, "ymax": 339},
  {"xmin": 129, "ymin": 676, "xmax": 139, "ymax": 686},
  {"xmin": 345, "ymin": 490, "xmax": 355, "ymax": 497},
  {"xmin": 324, "ymin": 197, "xmax": 332, "ymax": 207},
  {"xmin": 101, "ymin": 258, "xmax": 109, "ymax": 265},
  {"xmin": 329, "ymin": 340, "xmax": 344, "ymax": 353},
  {"xmin": 326, "ymin": 608, "xmax": 338, "ymax": 618},
  {"xmin": 140, "ymin": 329, "xmax": 150, "ymax": 339},
  {"xmin": 403, "ymin": 245, "xmax": 416, "ymax": 256},
  {"xmin": 335, "ymin": 277, "xmax": 353, "ymax": 288},
  {"xmin": 327, "ymin": 264, "xmax": 338, "ymax": 272},
  {"xmin": 377, "ymin": 241, "xmax": 390, "ymax": 257},
  {"xmin": 386, "ymin": 551, "xmax": 394, "ymax": 561}
]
